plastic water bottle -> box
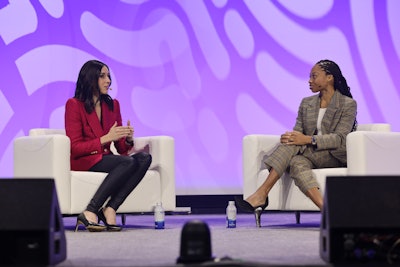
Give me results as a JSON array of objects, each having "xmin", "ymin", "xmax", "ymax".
[
  {"xmin": 226, "ymin": 201, "xmax": 237, "ymax": 228},
  {"xmin": 154, "ymin": 202, "xmax": 165, "ymax": 229}
]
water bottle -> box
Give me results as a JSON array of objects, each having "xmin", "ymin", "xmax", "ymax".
[
  {"xmin": 226, "ymin": 201, "xmax": 237, "ymax": 228},
  {"xmin": 154, "ymin": 202, "xmax": 165, "ymax": 229}
]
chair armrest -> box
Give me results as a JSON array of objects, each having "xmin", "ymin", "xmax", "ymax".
[
  {"xmin": 29, "ymin": 128, "xmax": 66, "ymax": 136},
  {"xmin": 243, "ymin": 134, "xmax": 280, "ymax": 198},
  {"xmin": 13, "ymin": 135, "xmax": 71, "ymax": 212},
  {"xmin": 133, "ymin": 136, "xmax": 176, "ymax": 210},
  {"xmin": 347, "ymin": 131, "xmax": 400, "ymax": 175},
  {"xmin": 356, "ymin": 123, "xmax": 391, "ymax": 132}
]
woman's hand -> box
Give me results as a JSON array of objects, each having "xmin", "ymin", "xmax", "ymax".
[
  {"xmin": 280, "ymin": 131, "xmax": 291, "ymax": 144},
  {"xmin": 280, "ymin": 131, "xmax": 309, "ymax": 145},
  {"xmin": 101, "ymin": 122, "xmax": 133, "ymax": 144},
  {"xmin": 125, "ymin": 120, "xmax": 134, "ymax": 143}
]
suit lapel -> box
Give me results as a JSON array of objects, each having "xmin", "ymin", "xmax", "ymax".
[
  {"xmin": 101, "ymin": 101, "xmax": 114, "ymax": 132},
  {"xmin": 321, "ymin": 91, "xmax": 340, "ymax": 134},
  {"xmin": 85, "ymin": 105, "xmax": 105, "ymax": 138},
  {"xmin": 308, "ymin": 95, "xmax": 320, "ymax": 135}
]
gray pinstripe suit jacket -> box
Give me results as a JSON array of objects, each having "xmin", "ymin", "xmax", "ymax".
[{"xmin": 293, "ymin": 90, "xmax": 357, "ymax": 164}]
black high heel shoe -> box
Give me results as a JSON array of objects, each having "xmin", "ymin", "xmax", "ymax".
[
  {"xmin": 234, "ymin": 196, "xmax": 269, "ymax": 228},
  {"xmin": 97, "ymin": 208, "xmax": 122, "ymax": 232},
  {"xmin": 75, "ymin": 212, "xmax": 107, "ymax": 232}
]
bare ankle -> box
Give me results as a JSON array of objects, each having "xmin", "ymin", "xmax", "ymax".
[
  {"xmin": 83, "ymin": 210, "xmax": 97, "ymax": 223},
  {"xmin": 103, "ymin": 207, "xmax": 117, "ymax": 224}
]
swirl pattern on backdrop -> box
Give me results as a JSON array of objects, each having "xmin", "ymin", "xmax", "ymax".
[{"xmin": 0, "ymin": 0, "xmax": 399, "ymax": 194}]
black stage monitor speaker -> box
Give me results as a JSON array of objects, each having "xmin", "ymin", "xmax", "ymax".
[
  {"xmin": 177, "ymin": 220, "xmax": 214, "ymax": 264},
  {"xmin": 0, "ymin": 178, "xmax": 67, "ymax": 266},
  {"xmin": 320, "ymin": 176, "xmax": 400, "ymax": 265}
]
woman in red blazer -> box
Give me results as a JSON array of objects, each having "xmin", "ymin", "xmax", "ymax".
[{"xmin": 65, "ymin": 60, "xmax": 152, "ymax": 232}]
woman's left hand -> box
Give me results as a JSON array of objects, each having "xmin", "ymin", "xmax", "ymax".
[
  {"xmin": 281, "ymin": 131, "xmax": 308, "ymax": 145},
  {"xmin": 126, "ymin": 120, "xmax": 134, "ymax": 142}
]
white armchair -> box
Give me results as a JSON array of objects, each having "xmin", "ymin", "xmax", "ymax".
[
  {"xmin": 242, "ymin": 124, "xmax": 395, "ymax": 224},
  {"xmin": 13, "ymin": 129, "xmax": 176, "ymax": 224}
]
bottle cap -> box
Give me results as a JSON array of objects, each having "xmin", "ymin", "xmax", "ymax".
[{"xmin": 229, "ymin": 201, "xmax": 235, "ymax": 205}]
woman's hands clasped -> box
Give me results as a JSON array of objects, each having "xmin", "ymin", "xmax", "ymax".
[{"xmin": 280, "ymin": 131, "xmax": 310, "ymax": 146}]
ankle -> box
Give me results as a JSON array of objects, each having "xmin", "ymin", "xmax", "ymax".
[
  {"xmin": 103, "ymin": 207, "xmax": 117, "ymax": 224},
  {"xmin": 103, "ymin": 207, "xmax": 116, "ymax": 217},
  {"xmin": 83, "ymin": 210, "xmax": 98, "ymax": 223}
]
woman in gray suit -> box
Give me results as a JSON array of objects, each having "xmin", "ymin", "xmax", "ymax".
[{"xmin": 236, "ymin": 59, "xmax": 357, "ymax": 226}]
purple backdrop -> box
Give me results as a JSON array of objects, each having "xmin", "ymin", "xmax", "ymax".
[{"xmin": 1, "ymin": 0, "xmax": 399, "ymax": 195}]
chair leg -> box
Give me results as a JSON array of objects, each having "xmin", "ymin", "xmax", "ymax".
[
  {"xmin": 295, "ymin": 211, "xmax": 300, "ymax": 224},
  {"xmin": 121, "ymin": 214, "xmax": 126, "ymax": 225}
]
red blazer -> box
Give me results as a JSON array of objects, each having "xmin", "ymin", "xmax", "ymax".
[{"xmin": 65, "ymin": 98, "xmax": 132, "ymax": 171}]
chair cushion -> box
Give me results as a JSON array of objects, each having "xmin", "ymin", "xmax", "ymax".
[{"xmin": 70, "ymin": 170, "xmax": 161, "ymax": 214}]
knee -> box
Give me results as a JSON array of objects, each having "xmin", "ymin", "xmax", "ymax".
[
  {"xmin": 288, "ymin": 156, "xmax": 312, "ymax": 177},
  {"xmin": 288, "ymin": 156, "xmax": 301, "ymax": 170},
  {"xmin": 121, "ymin": 156, "xmax": 135, "ymax": 167},
  {"xmin": 135, "ymin": 152, "xmax": 152, "ymax": 165}
]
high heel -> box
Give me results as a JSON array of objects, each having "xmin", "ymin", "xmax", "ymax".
[
  {"xmin": 97, "ymin": 208, "xmax": 122, "ymax": 232},
  {"xmin": 234, "ymin": 196, "xmax": 269, "ymax": 228},
  {"xmin": 75, "ymin": 212, "xmax": 106, "ymax": 232}
]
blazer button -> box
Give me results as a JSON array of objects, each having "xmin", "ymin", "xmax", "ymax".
[{"xmin": 104, "ymin": 148, "xmax": 108, "ymax": 152}]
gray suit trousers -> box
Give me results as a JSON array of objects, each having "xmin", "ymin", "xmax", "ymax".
[{"xmin": 264, "ymin": 144, "xmax": 345, "ymax": 194}]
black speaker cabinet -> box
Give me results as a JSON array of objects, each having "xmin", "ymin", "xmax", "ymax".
[
  {"xmin": 0, "ymin": 178, "xmax": 66, "ymax": 266},
  {"xmin": 320, "ymin": 176, "xmax": 400, "ymax": 264}
]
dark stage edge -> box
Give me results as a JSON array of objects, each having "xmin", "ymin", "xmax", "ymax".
[{"xmin": 176, "ymin": 194, "xmax": 242, "ymax": 214}]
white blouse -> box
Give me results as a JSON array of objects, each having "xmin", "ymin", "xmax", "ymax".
[{"xmin": 316, "ymin": 108, "xmax": 327, "ymax": 135}]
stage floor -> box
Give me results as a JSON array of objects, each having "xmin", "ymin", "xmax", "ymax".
[{"xmin": 59, "ymin": 212, "xmax": 328, "ymax": 267}]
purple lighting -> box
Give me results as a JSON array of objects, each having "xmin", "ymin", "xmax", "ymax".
[{"xmin": 1, "ymin": 1, "xmax": 399, "ymax": 195}]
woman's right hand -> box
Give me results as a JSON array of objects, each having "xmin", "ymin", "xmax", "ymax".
[{"xmin": 102, "ymin": 122, "xmax": 132, "ymax": 144}]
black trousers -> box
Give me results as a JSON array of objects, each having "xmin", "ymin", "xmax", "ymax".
[{"xmin": 86, "ymin": 152, "xmax": 152, "ymax": 213}]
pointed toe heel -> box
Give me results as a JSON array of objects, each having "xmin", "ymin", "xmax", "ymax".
[
  {"xmin": 75, "ymin": 212, "xmax": 106, "ymax": 232},
  {"xmin": 234, "ymin": 196, "xmax": 255, "ymax": 213},
  {"xmin": 235, "ymin": 196, "xmax": 269, "ymax": 227},
  {"xmin": 97, "ymin": 208, "xmax": 122, "ymax": 232}
]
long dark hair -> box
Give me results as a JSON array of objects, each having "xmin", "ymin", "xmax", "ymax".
[
  {"xmin": 74, "ymin": 60, "xmax": 114, "ymax": 113},
  {"xmin": 317, "ymin": 59, "xmax": 357, "ymax": 130}
]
